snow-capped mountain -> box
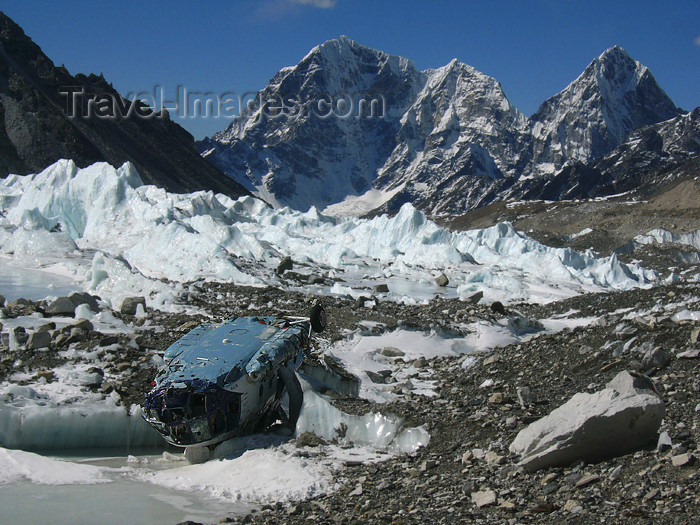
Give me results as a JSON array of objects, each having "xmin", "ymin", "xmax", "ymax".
[
  {"xmin": 198, "ymin": 36, "xmax": 424, "ymax": 210},
  {"xmin": 199, "ymin": 38, "xmax": 685, "ymax": 215},
  {"xmin": 528, "ymin": 45, "xmax": 683, "ymax": 170},
  {"xmin": 370, "ymin": 59, "xmax": 530, "ymax": 215}
]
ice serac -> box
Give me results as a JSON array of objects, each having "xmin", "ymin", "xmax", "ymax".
[
  {"xmin": 0, "ymin": 384, "xmax": 161, "ymax": 450},
  {"xmin": 1, "ymin": 159, "xmax": 657, "ymax": 309},
  {"xmin": 528, "ymin": 46, "xmax": 683, "ymax": 171},
  {"xmin": 509, "ymin": 371, "xmax": 665, "ymax": 471}
]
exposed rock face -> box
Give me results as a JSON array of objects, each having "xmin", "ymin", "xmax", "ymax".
[
  {"xmin": 509, "ymin": 370, "xmax": 665, "ymax": 471},
  {"xmin": 0, "ymin": 11, "xmax": 249, "ymax": 199},
  {"xmin": 516, "ymin": 108, "xmax": 700, "ymax": 202},
  {"xmin": 527, "ymin": 46, "xmax": 681, "ymax": 169},
  {"xmin": 199, "ymin": 35, "xmax": 425, "ymax": 211},
  {"xmin": 199, "ymin": 37, "xmax": 685, "ymax": 215}
]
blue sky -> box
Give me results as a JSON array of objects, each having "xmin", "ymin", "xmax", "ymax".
[{"xmin": 4, "ymin": 0, "xmax": 699, "ymax": 139}]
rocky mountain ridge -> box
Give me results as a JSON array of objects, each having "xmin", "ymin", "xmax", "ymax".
[
  {"xmin": 0, "ymin": 11, "xmax": 249, "ymax": 198},
  {"xmin": 199, "ymin": 37, "xmax": 689, "ymax": 215},
  {"xmin": 516, "ymin": 108, "xmax": 700, "ymax": 202}
]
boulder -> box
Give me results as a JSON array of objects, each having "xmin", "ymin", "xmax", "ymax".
[
  {"xmin": 488, "ymin": 392, "xmax": 505, "ymax": 404},
  {"xmin": 466, "ymin": 291, "xmax": 483, "ymax": 304},
  {"xmin": 517, "ymin": 386, "xmax": 534, "ymax": 408},
  {"xmin": 435, "ymin": 273, "xmax": 449, "ymax": 287},
  {"xmin": 509, "ymin": 371, "xmax": 664, "ymax": 471},
  {"xmin": 508, "ymin": 313, "xmax": 545, "ymax": 335},
  {"xmin": 641, "ymin": 347, "xmax": 670, "ymax": 370},
  {"xmin": 13, "ymin": 331, "xmax": 29, "ymax": 346},
  {"xmin": 691, "ymin": 327, "xmax": 699, "ymax": 345},
  {"xmin": 64, "ymin": 327, "xmax": 89, "ymax": 346},
  {"xmin": 413, "ymin": 356, "xmax": 428, "ymax": 368},
  {"xmin": 46, "ymin": 296, "xmax": 77, "ymax": 316},
  {"xmin": 373, "ymin": 283, "xmax": 390, "ymax": 293},
  {"xmin": 353, "ymin": 296, "xmax": 370, "ymax": 309},
  {"xmin": 37, "ymin": 322, "xmax": 56, "ymax": 332},
  {"xmin": 70, "ymin": 318, "xmax": 94, "ymax": 333},
  {"xmin": 0, "ymin": 294, "xmax": 5, "ymax": 307},
  {"xmin": 53, "ymin": 333, "xmax": 70, "ymax": 348},
  {"xmin": 99, "ymin": 335, "xmax": 119, "ymax": 347},
  {"xmin": 275, "ymin": 256, "xmax": 293, "ymax": 276},
  {"xmin": 472, "ymin": 489, "xmax": 497, "ymax": 507},
  {"xmin": 365, "ymin": 370, "xmax": 387, "ymax": 384},
  {"xmin": 27, "ymin": 331, "xmax": 52, "ymax": 350},
  {"xmin": 6, "ymin": 299, "xmax": 40, "ymax": 317},
  {"xmin": 381, "ymin": 346, "xmax": 405, "ymax": 357},
  {"xmin": 68, "ymin": 292, "xmax": 100, "ymax": 313},
  {"xmin": 656, "ymin": 431, "xmax": 672, "ymax": 452},
  {"xmin": 295, "ymin": 432, "xmax": 327, "ymax": 448},
  {"xmin": 120, "ymin": 297, "xmax": 146, "ymax": 315},
  {"xmin": 490, "ymin": 301, "xmax": 506, "ymax": 315},
  {"xmin": 671, "ymin": 453, "xmax": 695, "ymax": 467},
  {"xmin": 85, "ymin": 367, "xmax": 104, "ymax": 386}
]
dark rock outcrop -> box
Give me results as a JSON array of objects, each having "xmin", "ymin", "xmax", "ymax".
[{"xmin": 0, "ymin": 11, "xmax": 249, "ymax": 199}]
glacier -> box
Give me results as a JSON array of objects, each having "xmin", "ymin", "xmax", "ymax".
[
  {"xmin": 634, "ymin": 228, "xmax": 700, "ymax": 251},
  {"xmin": 0, "ymin": 160, "xmax": 657, "ymax": 312},
  {"xmin": 0, "ymin": 159, "xmax": 667, "ymax": 522}
]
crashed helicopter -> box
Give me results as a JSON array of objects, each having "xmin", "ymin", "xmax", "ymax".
[{"xmin": 142, "ymin": 302, "xmax": 326, "ymax": 461}]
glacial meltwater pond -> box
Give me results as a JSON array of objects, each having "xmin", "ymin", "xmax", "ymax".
[
  {"xmin": 0, "ymin": 382, "xmax": 430, "ymax": 525},
  {"xmin": 0, "ymin": 450, "xmax": 250, "ymax": 525},
  {"xmin": 0, "ymin": 261, "xmax": 79, "ymax": 301}
]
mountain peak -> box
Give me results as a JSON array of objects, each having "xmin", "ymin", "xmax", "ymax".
[
  {"xmin": 586, "ymin": 46, "xmax": 647, "ymax": 94},
  {"xmin": 598, "ymin": 45, "xmax": 632, "ymax": 61},
  {"xmin": 320, "ymin": 34, "xmax": 356, "ymax": 49},
  {"xmin": 201, "ymin": 37, "xmax": 687, "ymax": 215},
  {"xmin": 306, "ymin": 34, "xmax": 363, "ymax": 60},
  {"xmin": 529, "ymin": 45, "xmax": 682, "ymax": 167}
]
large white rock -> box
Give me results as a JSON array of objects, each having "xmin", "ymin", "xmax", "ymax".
[{"xmin": 509, "ymin": 371, "xmax": 664, "ymax": 471}]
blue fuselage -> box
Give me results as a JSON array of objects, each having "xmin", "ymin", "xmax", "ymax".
[{"xmin": 143, "ymin": 316, "xmax": 309, "ymax": 447}]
